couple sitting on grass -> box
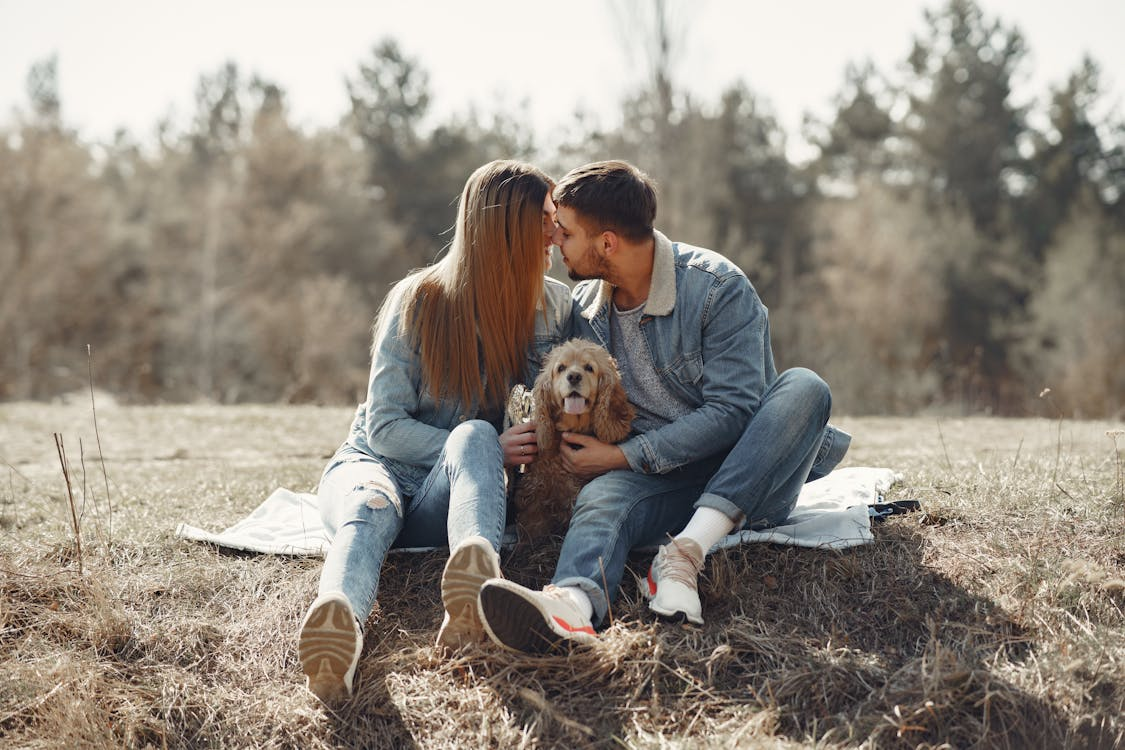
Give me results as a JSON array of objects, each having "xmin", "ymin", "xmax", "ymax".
[{"xmin": 297, "ymin": 159, "xmax": 851, "ymax": 704}]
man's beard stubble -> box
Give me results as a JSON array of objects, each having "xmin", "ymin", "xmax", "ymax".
[{"xmin": 566, "ymin": 245, "xmax": 613, "ymax": 283}]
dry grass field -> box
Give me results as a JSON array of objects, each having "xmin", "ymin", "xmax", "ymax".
[{"xmin": 1, "ymin": 399, "xmax": 1123, "ymax": 749}]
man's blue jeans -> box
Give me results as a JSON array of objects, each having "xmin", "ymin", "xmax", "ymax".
[
  {"xmin": 553, "ymin": 367, "xmax": 833, "ymax": 624},
  {"xmin": 315, "ymin": 420, "xmax": 507, "ymax": 623}
]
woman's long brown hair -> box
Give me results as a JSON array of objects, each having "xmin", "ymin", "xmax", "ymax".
[{"xmin": 374, "ymin": 160, "xmax": 552, "ymax": 411}]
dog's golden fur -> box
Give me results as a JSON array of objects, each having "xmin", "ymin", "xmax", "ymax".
[{"xmin": 510, "ymin": 339, "xmax": 634, "ymax": 540}]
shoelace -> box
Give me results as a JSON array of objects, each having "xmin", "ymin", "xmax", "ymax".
[
  {"xmin": 541, "ymin": 585, "xmax": 567, "ymax": 599},
  {"xmin": 541, "ymin": 585, "xmax": 584, "ymax": 615},
  {"xmin": 657, "ymin": 538, "xmax": 703, "ymax": 588}
]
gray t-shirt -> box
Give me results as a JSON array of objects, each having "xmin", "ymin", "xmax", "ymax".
[{"xmin": 609, "ymin": 302, "xmax": 694, "ymax": 434}]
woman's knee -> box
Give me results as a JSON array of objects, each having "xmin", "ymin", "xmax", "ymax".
[
  {"xmin": 321, "ymin": 471, "xmax": 405, "ymax": 527},
  {"xmin": 442, "ymin": 420, "xmax": 502, "ymax": 472},
  {"xmin": 446, "ymin": 419, "xmax": 500, "ymax": 455},
  {"xmin": 450, "ymin": 419, "xmax": 499, "ymax": 441}
]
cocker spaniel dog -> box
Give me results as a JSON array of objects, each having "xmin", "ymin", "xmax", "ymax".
[{"xmin": 508, "ymin": 338, "xmax": 634, "ymax": 541}]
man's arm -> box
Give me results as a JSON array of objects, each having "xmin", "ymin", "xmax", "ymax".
[{"xmin": 619, "ymin": 275, "xmax": 770, "ymax": 474}]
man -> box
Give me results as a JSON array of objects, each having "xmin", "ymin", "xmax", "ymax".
[{"xmin": 478, "ymin": 160, "xmax": 849, "ymax": 653}]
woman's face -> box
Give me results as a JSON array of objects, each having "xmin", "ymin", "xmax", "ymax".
[{"xmin": 542, "ymin": 191, "xmax": 558, "ymax": 269}]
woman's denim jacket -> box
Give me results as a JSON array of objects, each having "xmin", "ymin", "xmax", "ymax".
[
  {"xmin": 573, "ymin": 230, "xmax": 850, "ymax": 477},
  {"xmin": 340, "ymin": 276, "xmax": 574, "ymax": 496}
]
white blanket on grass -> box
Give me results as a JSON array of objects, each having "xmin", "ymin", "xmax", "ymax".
[{"xmin": 175, "ymin": 467, "xmax": 900, "ymax": 556}]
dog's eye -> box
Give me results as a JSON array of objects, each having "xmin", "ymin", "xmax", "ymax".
[
  {"xmin": 556, "ymin": 364, "xmax": 566, "ymax": 373},
  {"xmin": 583, "ymin": 364, "xmax": 595, "ymax": 373}
]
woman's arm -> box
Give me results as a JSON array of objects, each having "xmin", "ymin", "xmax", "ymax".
[{"xmin": 362, "ymin": 285, "xmax": 453, "ymax": 468}]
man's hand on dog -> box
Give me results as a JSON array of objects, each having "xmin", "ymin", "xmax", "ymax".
[
  {"xmin": 559, "ymin": 432, "xmax": 628, "ymax": 479},
  {"xmin": 500, "ymin": 419, "xmax": 629, "ymax": 477},
  {"xmin": 500, "ymin": 421, "xmax": 538, "ymax": 468}
]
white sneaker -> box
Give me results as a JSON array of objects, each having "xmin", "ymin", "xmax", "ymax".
[
  {"xmin": 478, "ymin": 580, "xmax": 597, "ymax": 654},
  {"xmin": 436, "ymin": 535, "xmax": 502, "ymax": 650},
  {"xmin": 298, "ymin": 592, "xmax": 363, "ymax": 704},
  {"xmin": 645, "ymin": 538, "xmax": 705, "ymax": 625}
]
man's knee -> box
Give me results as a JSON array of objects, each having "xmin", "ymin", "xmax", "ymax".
[
  {"xmin": 573, "ymin": 476, "xmax": 613, "ymax": 513},
  {"xmin": 781, "ymin": 367, "xmax": 831, "ymax": 417},
  {"xmin": 572, "ymin": 472, "xmax": 636, "ymax": 521}
]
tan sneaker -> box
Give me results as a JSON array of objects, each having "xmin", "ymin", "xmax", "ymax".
[
  {"xmin": 298, "ymin": 592, "xmax": 363, "ymax": 704},
  {"xmin": 436, "ymin": 535, "xmax": 502, "ymax": 650}
]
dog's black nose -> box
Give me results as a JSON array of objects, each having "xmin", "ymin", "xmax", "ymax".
[{"xmin": 566, "ymin": 371, "xmax": 582, "ymax": 385}]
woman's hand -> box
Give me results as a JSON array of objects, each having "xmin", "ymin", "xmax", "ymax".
[{"xmin": 500, "ymin": 421, "xmax": 539, "ymax": 468}]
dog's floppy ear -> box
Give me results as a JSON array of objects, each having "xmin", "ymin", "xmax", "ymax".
[
  {"xmin": 592, "ymin": 350, "xmax": 635, "ymax": 444},
  {"xmin": 530, "ymin": 358, "xmax": 561, "ymax": 455}
]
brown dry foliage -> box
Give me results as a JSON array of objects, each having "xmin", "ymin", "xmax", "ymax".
[{"xmin": 1, "ymin": 405, "xmax": 1123, "ymax": 748}]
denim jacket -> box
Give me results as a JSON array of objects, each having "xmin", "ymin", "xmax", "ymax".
[
  {"xmin": 342, "ymin": 276, "xmax": 574, "ymax": 496},
  {"xmin": 573, "ymin": 230, "xmax": 850, "ymax": 477}
]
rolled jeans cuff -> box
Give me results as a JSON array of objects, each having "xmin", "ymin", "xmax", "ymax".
[
  {"xmin": 553, "ymin": 575, "xmax": 609, "ymax": 625},
  {"xmin": 694, "ymin": 492, "xmax": 745, "ymax": 528}
]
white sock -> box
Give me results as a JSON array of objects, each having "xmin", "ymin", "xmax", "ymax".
[
  {"xmin": 675, "ymin": 506, "xmax": 736, "ymax": 558},
  {"xmin": 554, "ymin": 585, "xmax": 594, "ymax": 620}
]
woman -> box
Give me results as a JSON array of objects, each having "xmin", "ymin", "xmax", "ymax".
[{"xmin": 298, "ymin": 160, "xmax": 571, "ymax": 704}]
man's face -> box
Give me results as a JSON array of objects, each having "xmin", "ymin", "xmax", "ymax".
[{"xmin": 551, "ymin": 205, "xmax": 610, "ymax": 282}]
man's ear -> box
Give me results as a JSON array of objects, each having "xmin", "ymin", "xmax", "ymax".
[{"xmin": 600, "ymin": 230, "xmax": 620, "ymax": 256}]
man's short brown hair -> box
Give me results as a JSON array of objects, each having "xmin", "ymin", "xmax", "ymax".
[{"xmin": 552, "ymin": 160, "xmax": 657, "ymax": 242}]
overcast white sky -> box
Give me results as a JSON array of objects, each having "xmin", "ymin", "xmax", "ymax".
[{"xmin": 1, "ymin": 0, "xmax": 1122, "ymax": 158}]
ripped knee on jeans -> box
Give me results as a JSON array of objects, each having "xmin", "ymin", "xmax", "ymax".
[{"xmin": 354, "ymin": 481, "xmax": 402, "ymax": 515}]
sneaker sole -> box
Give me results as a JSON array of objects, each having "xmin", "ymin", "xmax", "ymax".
[
  {"xmin": 648, "ymin": 600, "xmax": 704, "ymax": 626},
  {"xmin": 437, "ymin": 539, "xmax": 501, "ymax": 649},
  {"xmin": 299, "ymin": 597, "xmax": 360, "ymax": 704},
  {"xmin": 479, "ymin": 584, "xmax": 570, "ymax": 655}
]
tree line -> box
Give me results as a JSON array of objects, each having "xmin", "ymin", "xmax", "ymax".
[{"xmin": 1, "ymin": 0, "xmax": 1122, "ymax": 416}]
